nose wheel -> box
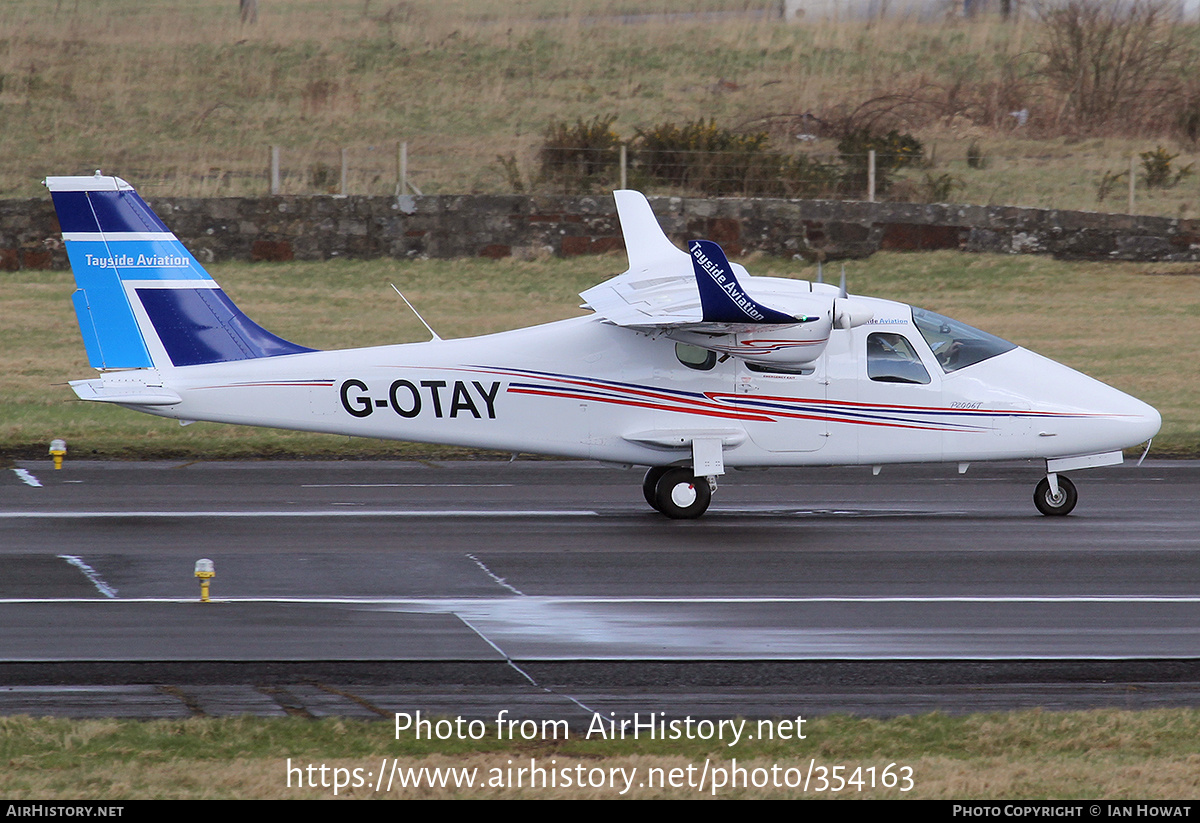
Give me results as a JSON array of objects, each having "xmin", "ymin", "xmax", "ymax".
[
  {"xmin": 643, "ymin": 466, "xmax": 711, "ymax": 519},
  {"xmin": 1034, "ymin": 474, "xmax": 1077, "ymax": 516}
]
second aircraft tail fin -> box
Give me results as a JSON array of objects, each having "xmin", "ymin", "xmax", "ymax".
[{"xmin": 688, "ymin": 239, "xmax": 799, "ymax": 325}]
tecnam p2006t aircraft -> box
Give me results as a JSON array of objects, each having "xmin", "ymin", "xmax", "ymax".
[{"xmin": 47, "ymin": 173, "xmax": 1160, "ymax": 518}]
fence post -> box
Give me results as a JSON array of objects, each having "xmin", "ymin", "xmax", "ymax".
[
  {"xmin": 620, "ymin": 144, "xmax": 627, "ymax": 191},
  {"xmin": 867, "ymin": 150, "xmax": 876, "ymax": 203},
  {"xmin": 1128, "ymin": 154, "xmax": 1136, "ymax": 214},
  {"xmin": 340, "ymin": 148, "xmax": 349, "ymax": 196},
  {"xmin": 270, "ymin": 145, "xmax": 280, "ymax": 195},
  {"xmin": 396, "ymin": 142, "xmax": 404, "ymax": 195},
  {"xmin": 399, "ymin": 141, "xmax": 408, "ymax": 195}
]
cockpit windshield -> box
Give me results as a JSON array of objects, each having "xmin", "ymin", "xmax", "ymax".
[{"xmin": 911, "ymin": 307, "xmax": 1017, "ymax": 373}]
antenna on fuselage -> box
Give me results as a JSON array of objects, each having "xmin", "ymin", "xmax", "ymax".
[
  {"xmin": 390, "ymin": 284, "xmax": 442, "ymax": 342},
  {"xmin": 815, "ymin": 261, "xmax": 823, "ymax": 284}
]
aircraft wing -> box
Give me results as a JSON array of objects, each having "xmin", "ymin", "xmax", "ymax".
[
  {"xmin": 579, "ymin": 190, "xmax": 700, "ymax": 327},
  {"xmin": 579, "ymin": 268, "xmax": 703, "ymax": 327}
]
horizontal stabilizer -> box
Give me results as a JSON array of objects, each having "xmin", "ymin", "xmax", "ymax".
[{"xmin": 69, "ymin": 379, "xmax": 181, "ymax": 406}]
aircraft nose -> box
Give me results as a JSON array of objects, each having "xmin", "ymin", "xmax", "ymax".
[
  {"xmin": 1122, "ymin": 396, "xmax": 1162, "ymax": 445},
  {"xmin": 1027, "ymin": 355, "xmax": 1161, "ymax": 453}
]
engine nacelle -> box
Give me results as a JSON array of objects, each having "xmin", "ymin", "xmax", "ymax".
[{"xmin": 669, "ymin": 313, "xmax": 835, "ymax": 365}]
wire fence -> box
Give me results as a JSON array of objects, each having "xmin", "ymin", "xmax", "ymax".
[{"xmin": 117, "ymin": 142, "xmax": 1200, "ymax": 219}]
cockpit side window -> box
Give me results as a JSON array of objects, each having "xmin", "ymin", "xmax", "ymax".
[
  {"xmin": 676, "ymin": 342, "xmax": 716, "ymax": 371},
  {"xmin": 912, "ymin": 307, "xmax": 1017, "ymax": 373},
  {"xmin": 867, "ymin": 332, "xmax": 931, "ymax": 384}
]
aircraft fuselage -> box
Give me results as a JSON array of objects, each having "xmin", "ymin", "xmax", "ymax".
[{"xmin": 106, "ymin": 301, "xmax": 1158, "ymax": 470}]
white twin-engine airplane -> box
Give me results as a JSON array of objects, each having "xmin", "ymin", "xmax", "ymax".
[{"xmin": 47, "ymin": 173, "xmax": 1160, "ymax": 518}]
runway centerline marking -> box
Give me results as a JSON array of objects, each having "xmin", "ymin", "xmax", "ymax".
[
  {"xmin": 301, "ymin": 483, "xmax": 515, "ymax": 488},
  {"xmin": 3, "ymin": 595, "xmax": 1200, "ymax": 605},
  {"xmin": 0, "ymin": 509, "xmax": 598, "ymax": 519}
]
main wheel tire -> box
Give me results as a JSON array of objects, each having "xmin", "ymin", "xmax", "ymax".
[
  {"xmin": 1034, "ymin": 475, "xmax": 1077, "ymax": 516},
  {"xmin": 654, "ymin": 468, "xmax": 711, "ymax": 519},
  {"xmin": 643, "ymin": 466, "xmax": 670, "ymax": 511}
]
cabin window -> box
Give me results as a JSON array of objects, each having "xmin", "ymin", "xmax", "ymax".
[
  {"xmin": 867, "ymin": 333, "xmax": 931, "ymax": 384},
  {"xmin": 912, "ymin": 307, "xmax": 1017, "ymax": 373},
  {"xmin": 675, "ymin": 342, "xmax": 716, "ymax": 371}
]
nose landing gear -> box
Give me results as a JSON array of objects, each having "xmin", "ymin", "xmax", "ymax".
[{"xmin": 1034, "ymin": 473, "xmax": 1077, "ymax": 516}]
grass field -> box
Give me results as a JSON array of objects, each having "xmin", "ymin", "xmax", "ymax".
[
  {"xmin": 2, "ymin": 251, "xmax": 1196, "ymax": 459},
  {"xmin": 3, "ymin": 1, "xmax": 1200, "ymax": 214},
  {"xmin": 3, "ymin": 709, "xmax": 1200, "ymax": 798}
]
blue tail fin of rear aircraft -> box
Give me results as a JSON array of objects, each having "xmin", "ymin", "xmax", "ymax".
[
  {"xmin": 688, "ymin": 239, "xmax": 798, "ymax": 325},
  {"xmin": 46, "ymin": 173, "xmax": 314, "ymax": 370}
]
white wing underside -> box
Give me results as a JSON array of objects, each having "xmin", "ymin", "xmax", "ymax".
[{"xmin": 581, "ymin": 271, "xmax": 703, "ymax": 328}]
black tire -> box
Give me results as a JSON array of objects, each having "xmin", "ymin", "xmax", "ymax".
[
  {"xmin": 643, "ymin": 466, "xmax": 670, "ymax": 511},
  {"xmin": 654, "ymin": 468, "xmax": 711, "ymax": 519},
  {"xmin": 1034, "ymin": 475, "xmax": 1077, "ymax": 516}
]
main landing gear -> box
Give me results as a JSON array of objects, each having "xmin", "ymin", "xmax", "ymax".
[
  {"xmin": 643, "ymin": 466, "xmax": 712, "ymax": 519},
  {"xmin": 1034, "ymin": 473, "xmax": 1077, "ymax": 516},
  {"xmin": 643, "ymin": 466, "xmax": 1083, "ymax": 518}
]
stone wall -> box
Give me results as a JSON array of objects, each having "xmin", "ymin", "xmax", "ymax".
[{"xmin": 4, "ymin": 192, "xmax": 1200, "ymax": 271}]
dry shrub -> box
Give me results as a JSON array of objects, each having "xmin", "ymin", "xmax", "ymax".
[
  {"xmin": 1035, "ymin": 0, "xmax": 1194, "ymax": 134},
  {"xmin": 538, "ymin": 115, "xmax": 622, "ymax": 193},
  {"xmin": 836, "ymin": 127, "xmax": 924, "ymax": 196},
  {"xmin": 814, "ymin": 63, "xmax": 1044, "ymax": 139},
  {"xmin": 633, "ymin": 119, "xmax": 776, "ymax": 195}
]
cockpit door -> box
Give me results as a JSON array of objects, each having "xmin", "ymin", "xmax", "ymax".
[{"xmin": 856, "ymin": 329, "xmax": 945, "ymax": 462}]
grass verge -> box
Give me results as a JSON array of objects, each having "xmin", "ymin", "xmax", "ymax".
[{"xmin": 2, "ymin": 710, "xmax": 1199, "ymax": 798}]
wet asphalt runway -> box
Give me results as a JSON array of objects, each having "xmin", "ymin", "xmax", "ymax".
[{"xmin": 1, "ymin": 458, "xmax": 1198, "ymax": 719}]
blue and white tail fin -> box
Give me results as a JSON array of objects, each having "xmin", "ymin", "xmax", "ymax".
[
  {"xmin": 688, "ymin": 239, "xmax": 798, "ymax": 325},
  {"xmin": 46, "ymin": 173, "xmax": 314, "ymax": 370}
]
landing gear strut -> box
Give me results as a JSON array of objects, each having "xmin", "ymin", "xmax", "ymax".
[
  {"xmin": 644, "ymin": 466, "xmax": 711, "ymax": 519},
  {"xmin": 1034, "ymin": 474, "xmax": 1077, "ymax": 516}
]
